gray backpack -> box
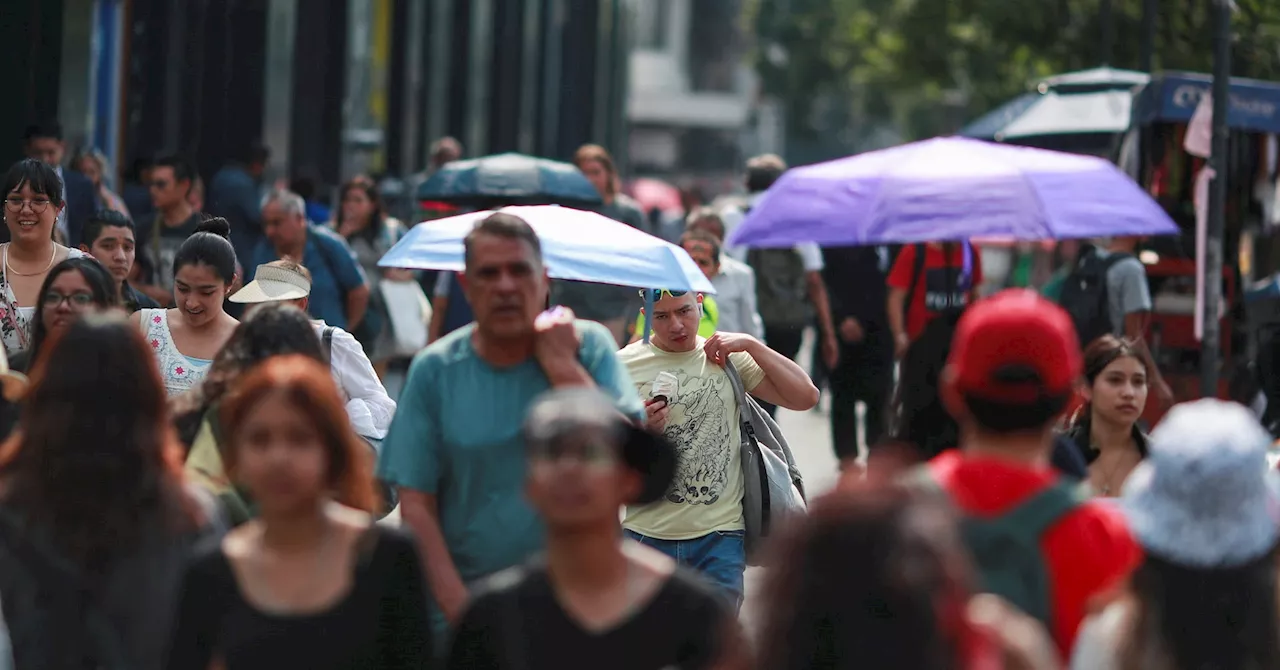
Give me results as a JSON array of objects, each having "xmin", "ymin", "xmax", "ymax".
[
  {"xmin": 747, "ymin": 247, "xmax": 811, "ymax": 327},
  {"xmin": 724, "ymin": 359, "xmax": 807, "ymax": 565}
]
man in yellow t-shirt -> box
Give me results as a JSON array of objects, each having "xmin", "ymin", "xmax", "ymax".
[{"xmin": 619, "ymin": 288, "xmax": 820, "ymax": 608}]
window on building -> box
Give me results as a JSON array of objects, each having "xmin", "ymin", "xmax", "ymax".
[
  {"xmin": 686, "ymin": 0, "xmax": 740, "ymax": 92},
  {"xmin": 635, "ymin": 0, "xmax": 670, "ymax": 50}
]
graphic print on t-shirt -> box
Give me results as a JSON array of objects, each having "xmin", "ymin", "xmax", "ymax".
[
  {"xmin": 661, "ymin": 368, "xmax": 733, "ymax": 506},
  {"xmin": 923, "ymin": 266, "xmax": 971, "ymax": 313}
]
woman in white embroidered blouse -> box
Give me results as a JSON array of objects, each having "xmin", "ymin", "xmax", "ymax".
[
  {"xmin": 0, "ymin": 159, "xmax": 87, "ymax": 357},
  {"xmin": 130, "ymin": 217, "xmax": 239, "ymax": 396}
]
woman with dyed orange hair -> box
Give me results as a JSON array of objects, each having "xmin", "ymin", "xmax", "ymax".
[{"xmin": 166, "ymin": 355, "xmax": 431, "ymax": 669}]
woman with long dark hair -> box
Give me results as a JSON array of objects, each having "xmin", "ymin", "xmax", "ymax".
[
  {"xmin": 330, "ymin": 177, "xmax": 409, "ymax": 369},
  {"xmin": 1072, "ymin": 400, "xmax": 1280, "ymax": 669},
  {"xmin": 1061, "ymin": 335, "xmax": 1150, "ymax": 497},
  {"xmin": 132, "ymin": 217, "xmax": 239, "ymax": 397},
  {"xmin": 0, "ymin": 312, "xmax": 221, "ymax": 669},
  {"xmin": 175, "ymin": 302, "xmax": 327, "ymax": 525},
  {"xmin": 166, "ymin": 356, "xmax": 430, "ymax": 669},
  {"xmin": 0, "ymin": 159, "xmax": 88, "ymax": 357},
  {"xmin": 9, "ymin": 256, "xmax": 119, "ymax": 372}
]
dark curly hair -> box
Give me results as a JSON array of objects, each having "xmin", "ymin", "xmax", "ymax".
[
  {"xmin": 171, "ymin": 302, "xmax": 325, "ymax": 446},
  {"xmin": 0, "ymin": 312, "xmax": 195, "ymax": 574}
]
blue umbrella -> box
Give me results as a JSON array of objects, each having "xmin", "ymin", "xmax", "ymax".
[
  {"xmin": 416, "ymin": 153, "xmax": 603, "ymax": 206},
  {"xmin": 381, "ymin": 205, "xmax": 714, "ymax": 293},
  {"xmin": 726, "ymin": 136, "xmax": 1180, "ymax": 248}
]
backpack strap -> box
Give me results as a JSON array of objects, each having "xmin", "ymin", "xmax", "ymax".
[
  {"xmin": 903, "ymin": 244, "xmax": 927, "ymax": 323},
  {"xmin": 725, "ymin": 359, "xmax": 772, "ymax": 526},
  {"xmin": 988, "ymin": 480, "xmax": 1084, "ymax": 537},
  {"xmin": 322, "ymin": 326, "xmax": 336, "ymax": 363}
]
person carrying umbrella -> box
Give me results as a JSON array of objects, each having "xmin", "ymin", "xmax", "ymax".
[
  {"xmin": 550, "ymin": 144, "xmax": 651, "ymax": 346},
  {"xmin": 376, "ymin": 212, "xmax": 643, "ymax": 644}
]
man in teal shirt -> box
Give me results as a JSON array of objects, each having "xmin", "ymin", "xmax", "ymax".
[{"xmin": 376, "ymin": 212, "xmax": 642, "ymax": 639}]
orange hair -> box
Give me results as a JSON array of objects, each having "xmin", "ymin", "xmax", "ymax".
[{"xmin": 220, "ymin": 355, "xmax": 378, "ymax": 513}]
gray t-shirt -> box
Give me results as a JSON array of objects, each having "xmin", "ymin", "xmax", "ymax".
[{"xmin": 1099, "ymin": 251, "xmax": 1152, "ymax": 336}]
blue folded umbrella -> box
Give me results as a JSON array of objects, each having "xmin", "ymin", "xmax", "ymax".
[{"xmin": 416, "ymin": 153, "xmax": 603, "ymax": 206}]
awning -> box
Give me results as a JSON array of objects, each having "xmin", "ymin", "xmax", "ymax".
[
  {"xmin": 1132, "ymin": 72, "xmax": 1280, "ymax": 133},
  {"xmin": 961, "ymin": 67, "xmax": 1149, "ymax": 140}
]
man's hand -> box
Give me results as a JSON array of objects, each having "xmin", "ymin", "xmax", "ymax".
[
  {"xmin": 703, "ymin": 332, "xmax": 758, "ymax": 366},
  {"xmin": 643, "ymin": 398, "xmax": 670, "ymax": 433},
  {"xmin": 821, "ymin": 331, "xmax": 840, "ymax": 369},
  {"xmin": 439, "ymin": 583, "xmax": 471, "ymax": 625},
  {"xmin": 534, "ymin": 306, "xmax": 581, "ymax": 375},
  {"xmin": 893, "ymin": 332, "xmax": 910, "ymax": 360},
  {"xmin": 839, "ymin": 317, "xmax": 865, "ymax": 343},
  {"xmin": 383, "ymin": 268, "xmax": 416, "ymax": 282}
]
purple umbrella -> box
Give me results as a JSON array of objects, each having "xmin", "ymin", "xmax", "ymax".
[{"xmin": 727, "ymin": 136, "xmax": 1179, "ymax": 248}]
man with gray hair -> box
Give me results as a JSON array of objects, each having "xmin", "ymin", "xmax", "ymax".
[{"xmin": 249, "ymin": 188, "xmax": 370, "ymax": 331}]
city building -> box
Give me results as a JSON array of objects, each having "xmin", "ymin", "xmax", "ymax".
[{"xmin": 0, "ymin": 0, "xmax": 630, "ymax": 203}]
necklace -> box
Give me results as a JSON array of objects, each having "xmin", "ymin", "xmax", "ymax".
[
  {"xmin": 4, "ymin": 243, "xmax": 57, "ymax": 277},
  {"xmin": 1094, "ymin": 448, "xmax": 1137, "ymax": 496}
]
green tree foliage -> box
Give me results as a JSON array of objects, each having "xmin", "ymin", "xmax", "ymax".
[{"xmin": 747, "ymin": 0, "xmax": 1280, "ymax": 142}]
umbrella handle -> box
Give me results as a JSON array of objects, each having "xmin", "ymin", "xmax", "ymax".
[{"xmin": 643, "ymin": 291, "xmax": 653, "ymax": 345}]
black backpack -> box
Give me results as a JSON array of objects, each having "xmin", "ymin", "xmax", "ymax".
[{"xmin": 1057, "ymin": 246, "xmax": 1130, "ymax": 348}]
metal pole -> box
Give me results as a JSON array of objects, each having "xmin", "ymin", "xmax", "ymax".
[
  {"xmin": 1139, "ymin": 0, "xmax": 1157, "ymax": 72},
  {"xmin": 1202, "ymin": 0, "xmax": 1232, "ymax": 398},
  {"xmin": 1100, "ymin": 0, "xmax": 1114, "ymax": 67}
]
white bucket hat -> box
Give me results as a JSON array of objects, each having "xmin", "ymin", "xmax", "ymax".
[
  {"xmin": 229, "ymin": 263, "xmax": 311, "ymax": 304},
  {"xmin": 1121, "ymin": 398, "xmax": 1280, "ymax": 568}
]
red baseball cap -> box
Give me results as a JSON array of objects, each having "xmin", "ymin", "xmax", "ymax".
[{"xmin": 948, "ymin": 289, "xmax": 1081, "ymax": 404}]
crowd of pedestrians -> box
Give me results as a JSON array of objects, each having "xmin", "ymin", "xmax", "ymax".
[{"xmin": 0, "ymin": 119, "xmax": 1276, "ymax": 670}]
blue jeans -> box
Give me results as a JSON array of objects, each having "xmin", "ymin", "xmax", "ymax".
[{"xmin": 624, "ymin": 529, "xmax": 746, "ymax": 610}]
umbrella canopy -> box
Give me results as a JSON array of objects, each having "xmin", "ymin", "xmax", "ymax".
[
  {"xmin": 415, "ymin": 153, "xmax": 603, "ymax": 206},
  {"xmin": 627, "ymin": 177, "xmax": 684, "ymax": 213},
  {"xmin": 380, "ymin": 205, "xmax": 715, "ymax": 293},
  {"xmin": 961, "ymin": 67, "xmax": 1150, "ymax": 141},
  {"xmin": 726, "ymin": 136, "xmax": 1179, "ymax": 249}
]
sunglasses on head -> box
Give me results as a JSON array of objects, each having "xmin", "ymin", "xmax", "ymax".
[{"xmin": 638, "ymin": 289, "xmax": 688, "ymax": 302}]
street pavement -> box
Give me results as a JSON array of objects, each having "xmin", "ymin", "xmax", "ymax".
[{"xmin": 740, "ymin": 397, "xmax": 842, "ymax": 638}]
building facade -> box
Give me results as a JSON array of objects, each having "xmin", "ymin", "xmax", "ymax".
[
  {"xmin": 625, "ymin": 0, "xmax": 779, "ymax": 185},
  {"xmin": 0, "ymin": 0, "xmax": 631, "ymax": 204}
]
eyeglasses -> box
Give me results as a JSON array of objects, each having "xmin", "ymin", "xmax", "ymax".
[
  {"xmin": 528, "ymin": 439, "xmax": 619, "ymax": 467},
  {"xmin": 42, "ymin": 292, "xmax": 95, "ymax": 309},
  {"xmin": 638, "ymin": 289, "xmax": 688, "ymax": 302},
  {"xmin": 4, "ymin": 197, "xmax": 52, "ymax": 213}
]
